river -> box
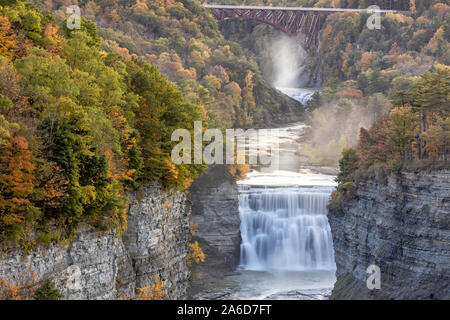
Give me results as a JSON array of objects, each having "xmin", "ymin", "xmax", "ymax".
[{"xmin": 229, "ymin": 88, "xmax": 337, "ymax": 300}]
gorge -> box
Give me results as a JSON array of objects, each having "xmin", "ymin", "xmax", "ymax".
[{"xmin": 0, "ymin": 0, "xmax": 448, "ymax": 302}]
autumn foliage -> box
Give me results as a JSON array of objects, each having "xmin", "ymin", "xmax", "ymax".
[
  {"xmin": 0, "ymin": 278, "xmax": 20, "ymax": 300},
  {"xmin": 0, "ymin": 0, "xmax": 205, "ymax": 246},
  {"xmin": 186, "ymin": 241, "xmax": 206, "ymax": 268},
  {"xmin": 136, "ymin": 274, "xmax": 164, "ymax": 301}
]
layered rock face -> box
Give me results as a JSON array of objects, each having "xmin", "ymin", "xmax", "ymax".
[
  {"xmin": 187, "ymin": 165, "xmax": 241, "ymax": 298},
  {"xmin": 329, "ymin": 170, "xmax": 450, "ymax": 300},
  {"xmin": 188, "ymin": 165, "xmax": 241, "ymax": 266},
  {"xmin": 0, "ymin": 183, "xmax": 191, "ymax": 300},
  {"xmin": 124, "ymin": 183, "xmax": 191, "ymax": 299},
  {"xmin": 0, "ymin": 228, "xmax": 135, "ymax": 300}
]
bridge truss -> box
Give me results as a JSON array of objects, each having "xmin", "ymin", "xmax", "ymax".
[{"xmin": 204, "ymin": 5, "xmax": 401, "ymax": 51}]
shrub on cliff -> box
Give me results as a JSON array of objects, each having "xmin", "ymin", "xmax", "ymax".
[
  {"xmin": 328, "ymin": 148, "xmax": 359, "ymax": 213},
  {"xmin": 135, "ymin": 274, "xmax": 164, "ymax": 301},
  {"xmin": 0, "ymin": 278, "xmax": 20, "ymax": 300},
  {"xmin": 33, "ymin": 279, "xmax": 62, "ymax": 300}
]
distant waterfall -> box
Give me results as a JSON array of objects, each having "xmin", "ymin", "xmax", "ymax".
[
  {"xmin": 239, "ymin": 185, "xmax": 335, "ymax": 271},
  {"xmin": 276, "ymin": 87, "xmax": 317, "ymax": 105}
]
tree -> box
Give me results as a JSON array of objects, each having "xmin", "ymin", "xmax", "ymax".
[
  {"xmin": 0, "ymin": 134, "xmax": 40, "ymax": 242},
  {"xmin": 357, "ymin": 116, "xmax": 389, "ymax": 165},
  {"xmin": 413, "ymin": 66, "xmax": 450, "ymax": 116},
  {"xmin": 386, "ymin": 106, "xmax": 417, "ymax": 161},
  {"xmin": 336, "ymin": 148, "xmax": 359, "ymax": 187},
  {"xmin": 421, "ymin": 121, "xmax": 446, "ymax": 160}
]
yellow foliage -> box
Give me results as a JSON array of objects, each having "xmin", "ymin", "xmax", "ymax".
[
  {"xmin": 186, "ymin": 241, "xmax": 205, "ymax": 268},
  {"xmin": 136, "ymin": 274, "xmax": 164, "ymax": 300},
  {"xmin": 228, "ymin": 164, "xmax": 250, "ymax": 181},
  {"xmin": 386, "ymin": 13, "xmax": 412, "ymax": 25},
  {"xmin": 0, "ymin": 16, "xmax": 17, "ymax": 60},
  {"xmin": 189, "ymin": 221, "xmax": 198, "ymax": 236},
  {"xmin": 423, "ymin": 27, "xmax": 445, "ymax": 55}
]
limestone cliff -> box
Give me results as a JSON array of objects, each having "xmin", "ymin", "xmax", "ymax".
[
  {"xmin": 187, "ymin": 165, "xmax": 241, "ymax": 299},
  {"xmin": 329, "ymin": 169, "xmax": 450, "ymax": 300},
  {"xmin": 0, "ymin": 183, "xmax": 191, "ymax": 300},
  {"xmin": 124, "ymin": 183, "xmax": 191, "ymax": 299}
]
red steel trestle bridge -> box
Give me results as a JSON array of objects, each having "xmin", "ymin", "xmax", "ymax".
[{"xmin": 204, "ymin": 5, "xmax": 402, "ymax": 51}]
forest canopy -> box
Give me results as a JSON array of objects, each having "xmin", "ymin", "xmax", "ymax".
[{"xmin": 0, "ymin": 0, "xmax": 205, "ymax": 247}]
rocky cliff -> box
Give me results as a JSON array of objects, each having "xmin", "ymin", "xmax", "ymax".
[
  {"xmin": 187, "ymin": 165, "xmax": 241, "ymax": 299},
  {"xmin": 329, "ymin": 169, "xmax": 450, "ymax": 300},
  {"xmin": 124, "ymin": 183, "xmax": 191, "ymax": 299},
  {"xmin": 0, "ymin": 183, "xmax": 191, "ymax": 300}
]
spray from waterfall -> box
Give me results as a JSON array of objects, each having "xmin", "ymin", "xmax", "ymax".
[{"xmin": 271, "ymin": 36, "xmax": 307, "ymax": 88}]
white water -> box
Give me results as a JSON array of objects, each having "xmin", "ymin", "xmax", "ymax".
[
  {"xmin": 237, "ymin": 88, "xmax": 336, "ymax": 273},
  {"xmin": 239, "ymin": 185, "xmax": 335, "ymax": 271},
  {"xmin": 230, "ymin": 88, "xmax": 336, "ymax": 299},
  {"xmin": 277, "ymin": 87, "xmax": 317, "ymax": 105}
]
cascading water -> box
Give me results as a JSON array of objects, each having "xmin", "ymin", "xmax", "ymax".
[
  {"xmin": 277, "ymin": 87, "xmax": 317, "ymax": 105},
  {"xmin": 239, "ymin": 185, "xmax": 335, "ymax": 271},
  {"xmin": 224, "ymin": 90, "xmax": 337, "ymax": 299}
]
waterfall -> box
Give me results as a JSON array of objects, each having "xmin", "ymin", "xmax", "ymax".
[
  {"xmin": 276, "ymin": 87, "xmax": 317, "ymax": 105},
  {"xmin": 239, "ymin": 185, "xmax": 335, "ymax": 271}
]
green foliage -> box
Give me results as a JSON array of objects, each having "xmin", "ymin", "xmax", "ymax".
[
  {"xmin": 37, "ymin": 0, "xmax": 303, "ymax": 128},
  {"xmin": 336, "ymin": 148, "xmax": 359, "ymax": 188},
  {"xmin": 0, "ymin": 0, "xmax": 206, "ymax": 246},
  {"xmin": 33, "ymin": 279, "xmax": 62, "ymax": 300},
  {"xmin": 62, "ymin": 17, "xmax": 100, "ymax": 49},
  {"xmin": 0, "ymin": 94, "xmax": 13, "ymax": 111}
]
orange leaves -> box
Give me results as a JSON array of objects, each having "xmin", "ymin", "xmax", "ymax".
[
  {"xmin": 104, "ymin": 40, "xmax": 131, "ymax": 57},
  {"xmin": 431, "ymin": 3, "xmax": 450, "ymax": 19},
  {"xmin": 7, "ymin": 136, "xmax": 35, "ymax": 198},
  {"xmin": 43, "ymin": 23, "xmax": 62, "ymax": 56},
  {"xmin": 386, "ymin": 13, "xmax": 412, "ymax": 25},
  {"xmin": 0, "ymin": 135, "xmax": 38, "ymax": 230},
  {"xmin": 356, "ymin": 52, "xmax": 375, "ymax": 73},
  {"xmin": 42, "ymin": 166, "xmax": 68, "ymax": 210},
  {"xmin": 0, "ymin": 279, "xmax": 20, "ymax": 300},
  {"xmin": 1, "ymin": 213, "xmax": 25, "ymax": 226},
  {"xmin": 356, "ymin": 116, "xmax": 389, "ymax": 165},
  {"xmin": 335, "ymin": 88, "xmax": 363, "ymax": 100},
  {"xmin": 421, "ymin": 123, "xmax": 446, "ymax": 160},
  {"xmin": 321, "ymin": 24, "xmax": 333, "ymax": 43}
]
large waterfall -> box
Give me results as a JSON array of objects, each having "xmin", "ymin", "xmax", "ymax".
[
  {"xmin": 228, "ymin": 92, "xmax": 337, "ymax": 299},
  {"xmin": 239, "ymin": 184, "xmax": 335, "ymax": 271}
]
